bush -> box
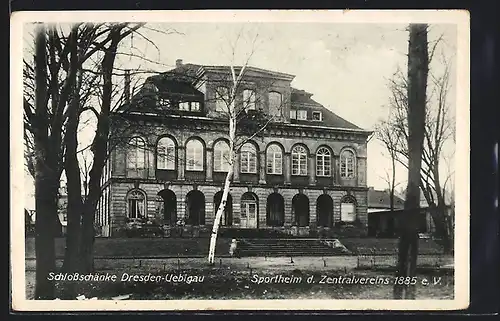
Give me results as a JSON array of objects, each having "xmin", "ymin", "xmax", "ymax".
[{"xmin": 124, "ymin": 217, "xmax": 164, "ymax": 238}]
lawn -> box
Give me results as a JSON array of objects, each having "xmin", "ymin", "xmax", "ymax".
[
  {"xmin": 24, "ymin": 237, "xmax": 232, "ymax": 258},
  {"xmin": 24, "ymin": 237, "xmax": 445, "ymax": 258}
]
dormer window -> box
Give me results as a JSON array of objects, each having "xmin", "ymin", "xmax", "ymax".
[
  {"xmin": 297, "ymin": 110, "xmax": 307, "ymax": 120},
  {"xmin": 312, "ymin": 111, "xmax": 323, "ymax": 121},
  {"xmin": 191, "ymin": 102, "xmax": 200, "ymax": 111},
  {"xmin": 179, "ymin": 101, "xmax": 201, "ymax": 112},
  {"xmin": 158, "ymin": 98, "xmax": 171, "ymax": 107}
]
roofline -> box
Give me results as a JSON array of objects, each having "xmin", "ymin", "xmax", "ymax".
[
  {"xmin": 285, "ymin": 123, "xmax": 372, "ymax": 134},
  {"xmin": 198, "ymin": 65, "xmax": 296, "ymax": 81},
  {"xmin": 114, "ymin": 111, "xmax": 373, "ymax": 134}
]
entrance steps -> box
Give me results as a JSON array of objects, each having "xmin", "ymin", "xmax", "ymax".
[{"xmin": 237, "ymin": 238, "xmax": 350, "ymax": 257}]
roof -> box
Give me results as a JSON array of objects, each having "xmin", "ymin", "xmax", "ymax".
[
  {"xmin": 290, "ymin": 87, "xmax": 363, "ymax": 130},
  {"xmin": 166, "ymin": 64, "xmax": 295, "ymax": 81},
  {"xmin": 119, "ymin": 62, "xmax": 367, "ymax": 132},
  {"xmin": 368, "ymin": 188, "xmax": 405, "ymax": 209}
]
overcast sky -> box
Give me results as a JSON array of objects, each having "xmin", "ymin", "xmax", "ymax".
[{"xmin": 23, "ymin": 21, "xmax": 458, "ymax": 209}]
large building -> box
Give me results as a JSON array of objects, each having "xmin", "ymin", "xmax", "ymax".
[{"xmin": 96, "ymin": 59, "xmax": 372, "ymax": 237}]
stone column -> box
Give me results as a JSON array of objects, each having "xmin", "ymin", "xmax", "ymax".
[
  {"xmin": 233, "ymin": 152, "xmax": 240, "ymax": 182},
  {"xmin": 259, "ymin": 151, "xmax": 266, "ymax": 184},
  {"xmin": 284, "ymin": 152, "xmax": 291, "ymax": 185},
  {"xmin": 206, "ymin": 148, "xmax": 213, "ymax": 181},
  {"xmin": 308, "ymin": 153, "xmax": 315, "ymax": 185},
  {"xmin": 177, "ymin": 147, "xmax": 185, "ymax": 180}
]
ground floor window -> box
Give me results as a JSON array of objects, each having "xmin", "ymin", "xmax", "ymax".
[
  {"xmin": 266, "ymin": 193, "xmax": 284, "ymax": 227},
  {"xmin": 185, "ymin": 190, "xmax": 205, "ymax": 226},
  {"xmin": 127, "ymin": 190, "xmax": 146, "ymax": 219},
  {"xmin": 292, "ymin": 193, "xmax": 310, "ymax": 227},
  {"xmin": 340, "ymin": 195, "xmax": 357, "ymax": 222},
  {"xmin": 214, "ymin": 191, "xmax": 233, "ymax": 226},
  {"xmin": 241, "ymin": 192, "xmax": 258, "ymax": 228}
]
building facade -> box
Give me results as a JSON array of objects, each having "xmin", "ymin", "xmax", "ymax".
[{"xmin": 96, "ymin": 60, "xmax": 372, "ymax": 237}]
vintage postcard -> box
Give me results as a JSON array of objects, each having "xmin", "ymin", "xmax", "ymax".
[{"xmin": 11, "ymin": 10, "xmax": 470, "ymax": 311}]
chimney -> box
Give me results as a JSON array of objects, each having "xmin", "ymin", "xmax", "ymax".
[
  {"xmin": 124, "ymin": 69, "xmax": 130, "ymax": 103},
  {"xmin": 176, "ymin": 59, "xmax": 183, "ymax": 68}
]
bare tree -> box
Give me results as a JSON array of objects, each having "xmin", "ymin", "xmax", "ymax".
[
  {"xmin": 206, "ymin": 28, "xmax": 284, "ymax": 264},
  {"xmin": 393, "ymin": 23, "xmax": 428, "ymax": 300},
  {"xmin": 375, "ymin": 118, "xmax": 404, "ymax": 212},
  {"xmin": 24, "ymin": 22, "xmax": 145, "ymax": 299},
  {"xmin": 383, "ymin": 50, "xmax": 455, "ymax": 253}
]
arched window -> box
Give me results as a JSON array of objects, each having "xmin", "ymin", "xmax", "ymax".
[
  {"xmin": 157, "ymin": 137, "xmax": 176, "ymax": 170},
  {"xmin": 243, "ymin": 89, "xmax": 256, "ymax": 110},
  {"xmin": 340, "ymin": 195, "xmax": 357, "ymax": 222},
  {"xmin": 316, "ymin": 147, "xmax": 332, "ymax": 177},
  {"xmin": 127, "ymin": 137, "xmax": 146, "ymax": 172},
  {"xmin": 269, "ymin": 91, "xmax": 282, "ymax": 117},
  {"xmin": 215, "ymin": 86, "xmax": 229, "ymax": 112},
  {"xmin": 214, "ymin": 140, "xmax": 230, "ymax": 172},
  {"xmin": 266, "ymin": 144, "xmax": 283, "ymax": 175},
  {"xmin": 340, "ymin": 149, "xmax": 356, "ymax": 178},
  {"xmin": 240, "ymin": 143, "xmax": 257, "ymax": 174},
  {"xmin": 291, "ymin": 145, "xmax": 308, "ymax": 176},
  {"xmin": 127, "ymin": 190, "xmax": 146, "ymax": 219},
  {"xmin": 186, "ymin": 138, "xmax": 204, "ymax": 171}
]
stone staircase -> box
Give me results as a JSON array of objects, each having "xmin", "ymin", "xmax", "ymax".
[{"xmin": 237, "ymin": 238, "xmax": 350, "ymax": 257}]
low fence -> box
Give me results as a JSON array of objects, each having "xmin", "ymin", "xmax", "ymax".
[{"xmin": 356, "ymin": 254, "xmax": 453, "ymax": 270}]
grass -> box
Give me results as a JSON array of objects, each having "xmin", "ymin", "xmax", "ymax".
[
  {"xmin": 25, "ymin": 237, "xmax": 232, "ymax": 258},
  {"xmin": 25, "ymin": 237, "xmax": 445, "ymax": 258}
]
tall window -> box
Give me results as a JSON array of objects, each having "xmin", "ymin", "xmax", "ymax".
[
  {"xmin": 269, "ymin": 91, "xmax": 282, "ymax": 117},
  {"xmin": 340, "ymin": 196, "xmax": 357, "ymax": 222},
  {"xmin": 240, "ymin": 143, "xmax": 257, "ymax": 174},
  {"xmin": 340, "ymin": 149, "xmax": 356, "ymax": 178},
  {"xmin": 186, "ymin": 139, "xmax": 204, "ymax": 171},
  {"xmin": 215, "ymin": 86, "xmax": 229, "ymax": 112},
  {"xmin": 127, "ymin": 137, "xmax": 146, "ymax": 171},
  {"xmin": 243, "ymin": 89, "xmax": 256, "ymax": 110},
  {"xmin": 127, "ymin": 190, "xmax": 145, "ymax": 219},
  {"xmin": 241, "ymin": 193, "xmax": 258, "ymax": 222},
  {"xmin": 157, "ymin": 137, "xmax": 176, "ymax": 170},
  {"xmin": 214, "ymin": 140, "xmax": 230, "ymax": 172},
  {"xmin": 266, "ymin": 144, "xmax": 283, "ymax": 174},
  {"xmin": 316, "ymin": 147, "xmax": 332, "ymax": 177},
  {"xmin": 291, "ymin": 145, "xmax": 308, "ymax": 176}
]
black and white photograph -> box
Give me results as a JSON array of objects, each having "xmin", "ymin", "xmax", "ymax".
[{"xmin": 11, "ymin": 10, "xmax": 469, "ymax": 311}]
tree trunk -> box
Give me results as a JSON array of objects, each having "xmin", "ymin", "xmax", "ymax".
[
  {"xmin": 394, "ymin": 23, "xmax": 428, "ymax": 300},
  {"xmin": 208, "ymin": 115, "xmax": 235, "ymax": 264},
  {"xmin": 60, "ymin": 71, "xmax": 84, "ymax": 298},
  {"xmin": 390, "ymin": 155, "xmax": 396, "ymax": 212},
  {"xmin": 34, "ymin": 174, "xmax": 58, "ymax": 299},
  {"xmin": 33, "ymin": 24, "xmax": 59, "ymax": 300},
  {"xmin": 79, "ymin": 29, "xmax": 121, "ymax": 272}
]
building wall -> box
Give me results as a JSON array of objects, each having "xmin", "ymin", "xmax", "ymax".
[{"xmin": 105, "ymin": 180, "xmax": 368, "ymax": 236}]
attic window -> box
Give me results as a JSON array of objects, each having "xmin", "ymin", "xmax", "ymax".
[
  {"xmin": 179, "ymin": 101, "xmax": 200, "ymax": 112},
  {"xmin": 312, "ymin": 111, "xmax": 323, "ymax": 121},
  {"xmin": 297, "ymin": 110, "xmax": 307, "ymax": 120},
  {"xmin": 158, "ymin": 98, "xmax": 170, "ymax": 107}
]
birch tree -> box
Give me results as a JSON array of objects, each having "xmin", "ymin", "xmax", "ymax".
[{"xmin": 207, "ymin": 29, "xmax": 280, "ymax": 264}]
